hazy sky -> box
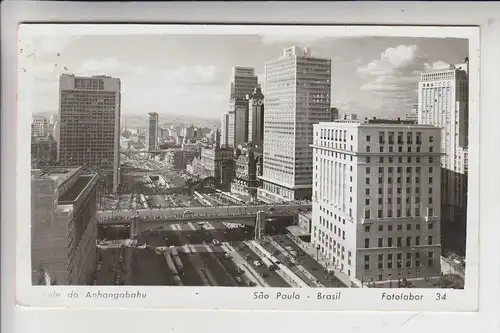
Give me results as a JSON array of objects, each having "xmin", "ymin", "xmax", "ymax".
[{"xmin": 28, "ymin": 34, "xmax": 468, "ymax": 119}]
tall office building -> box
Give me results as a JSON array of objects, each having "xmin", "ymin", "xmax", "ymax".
[
  {"xmin": 58, "ymin": 74, "xmax": 121, "ymax": 193},
  {"xmin": 247, "ymin": 85, "xmax": 265, "ymax": 148},
  {"xmin": 230, "ymin": 66, "xmax": 258, "ymax": 100},
  {"xmin": 311, "ymin": 121, "xmax": 442, "ymax": 286},
  {"xmin": 229, "ymin": 97, "xmax": 250, "ymax": 148},
  {"xmin": 220, "ymin": 113, "xmax": 230, "ymax": 147},
  {"xmin": 417, "ymin": 59, "xmax": 469, "ymax": 254},
  {"xmin": 257, "ymin": 46, "xmax": 332, "ymax": 203},
  {"xmin": 146, "ymin": 112, "xmax": 159, "ymax": 151}
]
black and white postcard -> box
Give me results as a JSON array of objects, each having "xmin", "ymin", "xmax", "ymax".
[{"xmin": 17, "ymin": 24, "xmax": 479, "ymax": 312}]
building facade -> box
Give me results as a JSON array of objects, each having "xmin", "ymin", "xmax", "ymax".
[
  {"xmin": 57, "ymin": 74, "xmax": 121, "ymax": 192},
  {"xmin": 330, "ymin": 107, "xmax": 340, "ymax": 121},
  {"xmin": 247, "ymin": 86, "xmax": 265, "ymax": 148},
  {"xmin": 146, "ymin": 112, "xmax": 159, "ymax": 152},
  {"xmin": 258, "ymin": 46, "xmax": 332, "ymax": 203},
  {"xmin": 165, "ymin": 148, "xmax": 200, "ymax": 170},
  {"xmin": 31, "ymin": 166, "xmax": 98, "ymax": 285},
  {"xmin": 32, "ymin": 115, "xmax": 50, "ymax": 137},
  {"xmin": 231, "ymin": 97, "xmax": 250, "ymax": 148},
  {"xmin": 220, "ymin": 113, "xmax": 230, "ymax": 147},
  {"xmin": 417, "ymin": 60, "xmax": 469, "ymax": 255},
  {"xmin": 32, "ymin": 136, "xmax": 57, "ymax": 162},
  {"xmin": 200, "ymin": 147, "xmax": 234, "ymax": 190},
  {"xmin": 230, "ymin": 144, "xmax": 260, "ymax": 197},
  {"xmin": 311, "ymin": 121, "xmax": 442, "ymax": 286},
  {"xmin": 405, "ymin": 104, "xmax": 418, "ymax": 122},
  {"xmin": 230, "ymin": 66, "xmax": 259, "ymax": 100}
]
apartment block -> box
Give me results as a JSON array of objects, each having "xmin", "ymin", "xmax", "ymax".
[{"xmin": 311, "ymin": 121, "xmax": 442, "ymax": 285}]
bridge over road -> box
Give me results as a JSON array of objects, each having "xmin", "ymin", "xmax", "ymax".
[{"xmin": 97, "ymin": 203, "xmax": 311, "ymax": 238}]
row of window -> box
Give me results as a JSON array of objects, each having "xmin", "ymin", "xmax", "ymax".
[
  {"xmin": 364, "ymin": 207, "xmax": 434, "ymax": 219},
  {"xmin": 364, "ymin": 222, "xmax": 435, "ymax": 233},
  {"xmin": 364, "ymin": 252, "xmax": 435, "ymax": 270},
  {"xmin": 364, "ymin": 235, "xmax": 434, "ymax": 248}
]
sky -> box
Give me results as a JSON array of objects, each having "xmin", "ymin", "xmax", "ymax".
[{"xmin": 26, "ymin": 34, "xmax": 468, "ymax": 120}]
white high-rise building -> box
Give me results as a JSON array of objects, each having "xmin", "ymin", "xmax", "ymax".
[
  {"xmin": 58, "ymin": 74, "xmax": 121, "ymax": 193},
  {"xmin": 146, "ymin": 112, "xmax": 159, "ymax": 151},
  {"xmin": 417, "ymin": 60, "xmax": 469, "ymax": 254},
  {"xmin": 311, "ymin": 121, "xmax": 442, "ymax": 286},
  {"xmin": 257, "ymin": 46, "xmax": 332, "ymax": 203}
]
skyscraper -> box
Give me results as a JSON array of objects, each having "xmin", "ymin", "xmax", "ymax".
[
  {"xmin": 247, "ymin": 85, "xmax": 265, "ymax": 148},
  {"xmin": 220, "ymin": 113, "xmax": 229, "ymax": 147},
  {"xmin": 257, "ymin": 46, "xmax": 332, "ymax": 203},
  {"xmin": 230, "ymin": 97, "xmax": 249, "ymax": 148},
  {"xmin": 146, "ymin": 112, "xmax": 159, "ymax": 151},
  {"xmin": 229, "ymin": 66, "xmax": 258, "ymax": 100},
  {"xmin": 417, "ymin": 59, "xmax": 469, "ymax": 254},
  {"xmin": 311, "ymin": 121, "xmax": 442, "ymax": 286},
  {"xmin": 58, "ymin": 74, "xmax": 121, "ymax": 192}
]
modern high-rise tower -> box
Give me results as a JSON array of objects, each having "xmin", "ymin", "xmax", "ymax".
[
  {"xmin": 417, "ymin": 59, "xmax": 469, "ymax": 255},
  {"xmin": 229, "ymin": 67, "xmax": 258, "ymax": 100},
  {"xmin": 220, "ymin": 113, "xmax": 230, "ymax": 147},
  {"xmin": 146, "ymin": 112, "xmax": 159, "ymax": 151},
  {"xmin": 58, "ymin": 74, "xmax": 121, "ymax": 193},
  {"xmin": 257, "ymin": 46, "xmax": 332, "ymax": 203}
]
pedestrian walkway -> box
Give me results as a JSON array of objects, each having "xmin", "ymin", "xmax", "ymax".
[{"xmin": 287, "ymin": 236, "xmax": 354, "ymax": 287}]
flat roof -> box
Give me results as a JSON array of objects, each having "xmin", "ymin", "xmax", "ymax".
[
  {"xmin": 286, "ymin": 225, "xmax": 310, "ymax": 237},
  {"xmin": 34, "ymin": 167, "xmax": 81, "ymax": 187},
  {"xmin": 58, "ymin": 175, "xmax": 93, "ymax": 202},
  {"xmin": 316, "ymin": 121, "xmax": 439, "ymax": 129}
]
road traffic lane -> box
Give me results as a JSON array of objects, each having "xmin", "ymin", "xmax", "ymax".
[
  {"xmin": 274, "ymin": 234, "xmax": 346, "ymax": 288},
  {"xmin": 237, "ymin": 245, "xmax": 290, "ymax": 288}
]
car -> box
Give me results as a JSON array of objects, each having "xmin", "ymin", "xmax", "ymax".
[
  {"xmin": 248, "ymin": 281, "xmax": 257, "ymax": 287},
  {"xmin": 235, "ymin": 276, "xmax": 242, "ymax": 284},
  {"xmin": 236, "ymin": 268, "xmax": 245, "ymax": 274},
  {"xmin": 224, "ymin": 253, "xmax": 232, "ymax": 259},
  {"xmin": 212, "ymin": 239, "xmax": 221, "ymax": 245},
  {"xmin": 253, "ymin": 260, "xmax": 262, "ymax": 267},
  {"xmin": 244, "ymin": 254, "xmax": 252, "ymax": 260}
]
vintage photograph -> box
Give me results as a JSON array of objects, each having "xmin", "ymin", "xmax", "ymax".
[{"xmin": 28, "ymin": 30, "xmax": 468, "ymax": 290}]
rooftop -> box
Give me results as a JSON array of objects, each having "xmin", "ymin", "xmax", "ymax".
[
  {"xmin": 318, "ymin": 118, "xmax": 437, "ymax": 129},
  {"xmin": 58, "ymin": 175, "xmax": 94, "ymax": 202},
  {"xmin": 32, "ymin": 167, "xmax": 82, "ymax": 187}
]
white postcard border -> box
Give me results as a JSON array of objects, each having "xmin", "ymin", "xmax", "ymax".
[{"xmin": 16, "ymin": 24, "xmax": 479, "ymax": 312}]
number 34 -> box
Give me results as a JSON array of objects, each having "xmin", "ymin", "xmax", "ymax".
[{"xmin": 435, "ymin": 293, "xmax": 447, "ymax": 300}]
